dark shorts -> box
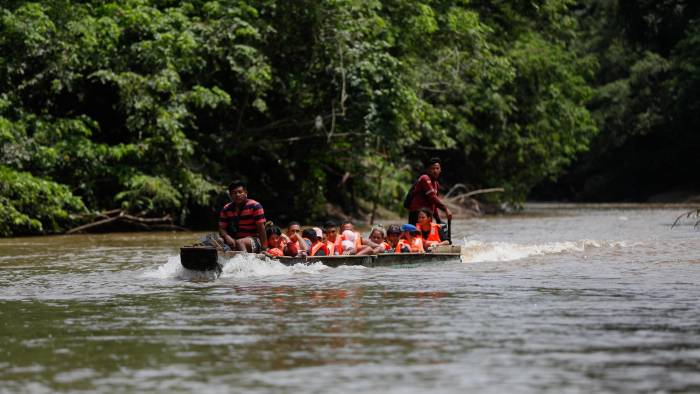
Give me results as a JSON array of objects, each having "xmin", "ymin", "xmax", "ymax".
[
  {"xmin": 249, "ymin": 237, "xmax": 262, "ymax": 253},
  {"xmin": 236, "ymin": 236, "xmax": 262, "ymax": 253}
]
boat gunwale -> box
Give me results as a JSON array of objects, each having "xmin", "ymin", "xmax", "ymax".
[{"xmin": 179, "ymin": 246, "xmax": 462, "ymax": 269}]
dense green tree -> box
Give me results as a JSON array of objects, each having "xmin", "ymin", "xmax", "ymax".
[
  {"xmin": 0, "ymin": 0, "xmax": 602, "ymax": 235},
  {"xmin": 533, "ymin": 0, "xmax": 700, "ymax": 201}
]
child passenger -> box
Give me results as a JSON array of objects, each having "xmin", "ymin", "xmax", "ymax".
[
  {"xmin": 340, "ymin": 230, "xmax": 357, "ymax": 254},
  {"xmin": 368, "ymin": 226, "xmax": 392, "ymax": 254},
  {"xmin": 338, "ymin": 220, "xmax": 376, "ymax": 255},
  {"xmin": 385, "ymin": 224, "xmax": 403, "ymax": 253},
  {"xmin": 264, "ymin": 224, "xmax": 299, "ymax": 257},
  {"xmin": 396, "ymin": 224, "xmax": 425, "ymax": 253},
  {"xmin": 303, "ymin": 228, "xmax": 330, "ymax": 256},
  {"xmin": 335, "ymin": 221, "xmax": 367, "ymax": 255}
]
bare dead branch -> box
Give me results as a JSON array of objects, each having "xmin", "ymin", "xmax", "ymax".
[
  {"xmin": 66, "ymin": 212, "xmax": 185, "ymax": 234},
  {"xmin": 461, "ymin": 188, "xmax": 505, "ymax": 199},
  {"xmin": 671, "ymin": 209, "xmax": 700, "ymax": 229},
  {"xmin": 66, "ymin": 215, "xmax": 122, "ymax": 234}
]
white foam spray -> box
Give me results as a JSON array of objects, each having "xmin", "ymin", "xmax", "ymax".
[
  {"xmin": 219, "ymin": 254, "xmax": 329, "ymax": 278},
  {"xmin": 145, "ymin": 253, "xmax": 330, "ymax": 280},
  {"xmin": 146, "ymin": 239, "xmax": 634, "ymax": 279},
  {"xmin": 460, "ymin": 239, "xmax": 634, "ymax": 263}
]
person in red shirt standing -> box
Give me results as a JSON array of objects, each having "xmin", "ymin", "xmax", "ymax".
[
  {"xmin": 406, "ymin": 157, "xmax": 452, "ymax": 225},
  {"xmin": 218, "ymin": 180, "xmax": 268, "ymax": 252}
]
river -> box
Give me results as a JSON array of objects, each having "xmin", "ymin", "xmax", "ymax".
[{"xmin": 1, "ymin": 205, "xmax": 699, "ymax": 393}]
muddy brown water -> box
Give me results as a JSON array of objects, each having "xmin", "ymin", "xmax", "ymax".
[{"xmin": 1, "ymin": 204, "xmax": 699, "ymax": 393}]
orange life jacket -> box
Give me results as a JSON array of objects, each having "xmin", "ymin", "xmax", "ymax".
[
  {"xmin": 416, "ymin": 222, "xmax": 442, "ymax": 247},
  {"xmin": 395, "ymin": 237, "xmax": 424, "ymax": 253},
  {"xmin": 311, "ymin": 241, "xmax": 329, "ymax": 256},
  {"xmin": 325, "ymin": 240, "xmax": 336, "ymax": 255},
  {"xmin": 334, "ymin": 231, "xmax": 362, "ymax": 254},
  {"xmin": 267, "ymin": 248, "xmax": 284, "ymax": 256}
]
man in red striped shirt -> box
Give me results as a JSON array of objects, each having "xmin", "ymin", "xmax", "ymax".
[{"xmin": 218, "ymin": 180, "xmax": 268, "ymax": 252}]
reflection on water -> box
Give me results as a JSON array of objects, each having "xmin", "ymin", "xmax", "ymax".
[{"xmin": 1, "ymin": 206, "xmax": 700, "ymax": 393}]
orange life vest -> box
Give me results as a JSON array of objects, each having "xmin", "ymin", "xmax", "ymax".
[
  {"xmin": 267, "ymin": 248, "xmax": 284, "ymax": 256},
  {"xmin": 395, "ymin": 237, "xmax": 424, "ymax": 253},
  {"xmin": 311, "ymin": 241, "xmax": 329, "ymax": 256},
  {"xmin": 325, "ymin": 240, "xmax": 336, "ymax": 255},
  {"xmin": 416, "ymin": 222, "xmax": 442, "ymax": 247},
  {"xmin": 334, "ymin": 231, "xmax": 362, "ymax": 254},
  {"xmin": 267, "ymin": 237, "xmax": 297, "ymax": 256}
]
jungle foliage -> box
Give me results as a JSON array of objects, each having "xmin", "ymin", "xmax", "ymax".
[
  {"xmin": 533, "ymin": 0, "xmax": 700, "ymax": 201},
  {"xmin": 0, "ymin": 0, "xmax": 695, "ymax": 235}
]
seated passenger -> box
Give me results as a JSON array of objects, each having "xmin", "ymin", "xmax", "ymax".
[
  {"xmin": 385, "ymin": 224, "xmax": 403, "ymax": 253},
  {"xmin": 303, "ymin": 228, "xmax": 330, "ymax": 256},
  {"xmin": 341, "ymin": 230, "xmax": 357, "ymax": 254},
  {"xmin": 286, "ymin": 221, "xmax": 301, "ymax": 236},
  {"xmin": 264, "ymin": 224, "xmax": 299, "ymax": 257},
  {"xmin": 323, "ymin": 221, "xmax": 339, "ymax": 255},
  {"xmin": 313, "ymin": 227, "xmax": 323, "ymax": 240},
  {"xmin": 338, "ymin": 220, "xmax": 373, "ymax": 255},
  {"xmin": 415, "ymin": 207, "xmax": 449, "ymax": 249},
  {"xmin": 396, "ymin": 224, "xmax": 425, "ymax": 253},
  {"xmin": 285, "ymin": 220, "xmax": 308, "ymax": 256},
  {"xmin": 301, "ymin": 228, "xmax": 313, "ymax": 250},
  {"xmin": 368, "ymin": 226, "xmax": 392, "ymax": 254}
]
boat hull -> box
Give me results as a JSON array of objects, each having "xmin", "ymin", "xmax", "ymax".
[{"xmin": 179, "ymin": 245, "xmax": 462, "ymax": 272}]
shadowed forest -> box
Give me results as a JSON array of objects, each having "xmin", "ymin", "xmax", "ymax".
[{"xmin": 1, "ymin": 0, "xmax": 699, "ymax": 236}]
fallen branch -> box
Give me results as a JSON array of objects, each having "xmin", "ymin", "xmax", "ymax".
[
  {"xmin": 443, "ymin": 187, "xmax": 505, "ymax": 217},
  {"xmin": 66, "ymin": 215, "xmax": 122, "ymax": 234},
  {"xmin": 119, "ymin": 214, "xmax": 172, "ymax": 223},
  {"xmin": 66, "ymin": 211, "xmax": 185, "ymax": 234},
  {"xmin": 460, "ymin": 188, "xmax": 505, "ymax": 199},
  {"xmin": 445, "ymin": 183, "xmax": 469, "ymax": 198},
  {"xmin": 671, "ymin": 209, "xmax": 700, "ymax": 229},
  {"xmin": 74, "ymin": 208, "xmax": 122, "ymax": 220}
]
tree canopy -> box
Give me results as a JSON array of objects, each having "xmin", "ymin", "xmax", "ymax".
[{"xmin": 1, "ymin": 0, "xmax": 695, "ymax": 236}]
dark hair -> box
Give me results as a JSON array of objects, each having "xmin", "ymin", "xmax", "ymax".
[
  {"xmin": 228, "ymin": 180, "xmax": 247, "ymax": 192},
  {"xmin": 340, "ymin": 220, "xmax": 353, "ymax": 226},
  {"xmin": 386, "ymin": 224, "xmax": 402, "ymax": 235},
  {"xmin": 426, "ymin": 157, "xmax": 441, "ymax": 167},
  {"xmin": 265, "ymin": 224, "xmax": 282, "ymax": 238},
  {"xmin": 323, "ymin": 220, "xmax": 337, "ymax": 229},
  {"xmin": 302, "ymin": 228, "xmax": 317, "ymax": 241},
  {"xmin": 287, "ymin": 221, "xmax": 300, "ymax": 228},
  {"xmin": 418, "ymin": 207, "xmax": 433, "ymax": 219}
]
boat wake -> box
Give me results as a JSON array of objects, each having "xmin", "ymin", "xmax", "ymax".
[
  {"xmin": 146, "ymin": 238, "xmax": 632, "ymax": 280},
  {"xmin": 219, "ymin": 254, "xmax": 329, "ymax": 278},
  {"xmin": 146, "ymin": 253, "xmax": 332, "ymax": 281},
  {"xmin": 460, "ymin": 239, "xmax": 633, "ymax": 263}
]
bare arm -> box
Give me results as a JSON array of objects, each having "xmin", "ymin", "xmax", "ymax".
[
  {"xmin": 361, "ymin": 236, "xmax": 379, "ymax": 248},
  {"xmin": 219, "ymin": 223, "xmax": 236, "ymax": 248},
  {"xmin": 256, "ymin": 221, "xmax": 267, "ymax": 250},
  {"xmin": 289, "ymin": 233, "xmax": 309, "ymax": 252},
  {"xmin": 425, "ymin": 190, "xmax": 452, "ymax": 220}
]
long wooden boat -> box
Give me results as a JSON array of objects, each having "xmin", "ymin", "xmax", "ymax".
[{"xmin": 180, "ymin": 245, "xmax": 462, "ymax": 273}]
